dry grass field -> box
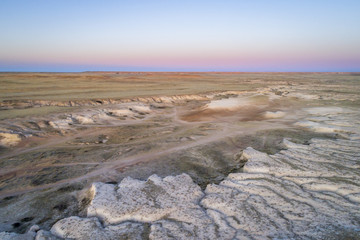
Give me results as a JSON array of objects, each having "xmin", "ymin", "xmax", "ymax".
[{"xmin": 1, "ymin": 72, "xmax": 359, "ymax": 102}]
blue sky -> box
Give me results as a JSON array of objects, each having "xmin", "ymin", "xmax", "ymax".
[{"xmin": 0, "ymin": 0, "xmax": 359, "ymax": 72}]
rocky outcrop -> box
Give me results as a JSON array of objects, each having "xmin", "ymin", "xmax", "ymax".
[
  {"xmin": 51, "ymin": 217, "xmax": 143, "ymax": 240},
  {"xmin": 0, "ymin": 94, "xmax": 212, "ymax": 110},
  {"xmin": 53, "ymin": 174, "xmax": 219, "ymax": 240},
  {"xmin": 0, "ymin": 102, "xmax": 156, "ymax": 147},
  {"xmin": 0, "ymin": 133, "xmax": 21, "ymax": 147},
  {"xmin": 294, "ymin": 107, "xmax": 360, "ymax": 137},
  {"xmin": 262, "ymin": 111, "xmax": 286, "ymax": 119},
  {"xmin": 3, "ymin": 134, "xmax": 358, "ymax": 239},
  {"xmin": 202, "ymin": 139, "xmax": 360, "ymax": 239}
]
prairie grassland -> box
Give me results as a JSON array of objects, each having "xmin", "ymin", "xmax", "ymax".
[{"xmin": 1, "ymin": 72, "xmax": 359, "ymax": 102}]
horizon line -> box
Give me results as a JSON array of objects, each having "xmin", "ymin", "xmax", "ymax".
[{"xmin": 1, "ymin": 71, "xmax": 360, "ymax": 74}]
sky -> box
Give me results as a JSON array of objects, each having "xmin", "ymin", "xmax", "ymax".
[{"xmin": 0, "ymin": 0, "xmax": 359, "ymax": 72}]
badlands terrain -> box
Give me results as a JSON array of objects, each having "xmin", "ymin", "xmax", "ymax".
[{"xmin": 0, "ymin": 72, "xmax": 359, "ymax": 239}]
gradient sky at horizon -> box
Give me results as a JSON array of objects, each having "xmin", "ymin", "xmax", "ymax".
[{"xmin": 1, "ymin": 0, "xmax": 360, "ymax": 72}]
